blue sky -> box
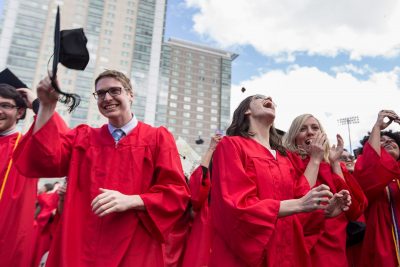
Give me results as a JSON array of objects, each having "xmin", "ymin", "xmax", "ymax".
[
  {"xmin": 165, "ymin": 0, "xmax": 400, "ymax": 151},
  {"xmin": 1, "ymin": 0, "xmax": 399, "ymax": 150}
]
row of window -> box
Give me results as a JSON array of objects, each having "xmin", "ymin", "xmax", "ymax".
[
  {"xmin": 168, "ymin": 124, "xmax": 218, "ymax": 135},
  {"xmin": 169, "ymin": 94, "xmax": 219, "ymax": 105}
]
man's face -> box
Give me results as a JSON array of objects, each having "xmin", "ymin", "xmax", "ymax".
[
  {"xmin": 339, "ymin": 150, "xmax": 355, "ymax": 172},
  {"xmin": 95, "ymin": 77, "xmax": 133, "ymax": 125},
  {"xmin": 0, "ymin": 96, "xmax": 24, "ymax": 133}
]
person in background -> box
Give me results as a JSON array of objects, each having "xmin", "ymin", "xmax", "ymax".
[
  {"xmin": 339, "ymin": 149, "xmax": 366, "ymax": 267},
  {"xmin": 182, "ymin": 133, "xmax": 222, "ymax": 267},
  {"xmin": 209, "ymin": 95, "xmax": 351, "ymax": 267},
  {"xmin": 283, "ymin": 113, "xmax": 367, "ymax": 267},
  {"xmin": 13, "ymin": 70, "xmax": 190, "ymax": 267},
  {"xmin": 340, "ymin": 149, "xmax": 355, "ymax": 173},
  {"xmin": 0, "ymin": 83, "xmax": 38, "ymax": 267},
  {"xmin": 353, "ymin": 110, "xmax": 400, "ymax": 267},
  {"xmin": 32, "ymin": 182, "xmax": 62, "ymax": 267}
]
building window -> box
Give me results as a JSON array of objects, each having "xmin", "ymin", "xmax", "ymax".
[
  {"xmin": 183, "ymin": 104, "xmax": 191, "ymax": 110},
  {"xmin": 197, "ymin": 107, "xmax": 204, "ymax": 112},
  {"xmin": 184, "ymin": 97, "xmax": 191, "ymax": 102}
]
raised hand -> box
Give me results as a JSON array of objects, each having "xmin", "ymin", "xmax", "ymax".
[
  {"xmin": 329, "ymin": 134, "xmax": 344, "ymax": 163},
  {"xmin": 324, "ymin": 189, "xmax": 351, "ymax": 217},
  {"xmin": 302, "ymin": 132, "xmax": 326, "ymax": 162},
  {"xmin": 209, "ymin": 134, "xmax": 223, "ymax": 151},
  {"xmin": 16, "ymin": 88, "xmax": 36, "ymax": 109},
  {"xmin": 36, "ymin": 76, "xmax": 59, "ymax": 107},
  {"xmin": 375, "ymin": 110, "xmax": 399, "ymax": 130}
]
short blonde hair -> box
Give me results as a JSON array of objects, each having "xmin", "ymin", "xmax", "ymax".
[
  {"xmin": 283, "ymin": 114, "xmax": 330, "ymax": 162},
  {"xmin": 95, "ymin": 70, "xmax": 133, "ymax": 96}
]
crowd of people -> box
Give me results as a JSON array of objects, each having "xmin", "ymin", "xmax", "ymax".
[{"xmin": 1, "ymin": 69, "xmax": 400, "ymax": 267}]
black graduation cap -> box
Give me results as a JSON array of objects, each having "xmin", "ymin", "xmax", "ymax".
[
  {"xmin": 241, "ymin": 87, "xmax": 246, "ymax": 93},
  {"xmin": 195, "ymin": 136, "xmax": 204, "ymax": 145},
  {"xmin": 51, "ymin": 6, "xmax": 90, "ymax": 112},
  {"xmin": 0, "ymin": 68, "xmax": 28, "ymax": 89},
  {"xmin": 0, "ymin": 68, "xmax": 40, "ymax": 114}
]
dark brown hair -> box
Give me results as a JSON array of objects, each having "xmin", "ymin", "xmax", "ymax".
[
  {"xmin": 226, "ymin": 95, "xmax": 286, "ymax": 155},
  {"xmin": 0, "ymin": 83, "xmax": 27, "ymax": 120}
]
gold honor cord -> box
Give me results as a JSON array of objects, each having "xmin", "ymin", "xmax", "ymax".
[
  {"xmin": 387, "ymin": 181, "xmax": 400, "ymax": 266},
  {"xmin": 0, "ymin": 133, "xmax": 22, "ymax": 201}
]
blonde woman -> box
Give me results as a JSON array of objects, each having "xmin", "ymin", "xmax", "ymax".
[
  {"xmin": 209, "ymin": 97, "xmax": 351, "ymax": 267},
  {"xmin": 283, "ymin": 113, "xmax": 367, "ymax": 267}
]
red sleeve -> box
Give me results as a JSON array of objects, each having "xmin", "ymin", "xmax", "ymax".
[
  {"xmin": 13, "ymin": 112, "xmax": 72, "ymax": 178},
  {"xmin": 210, "ymin": 137, "xmax": 280, "ymax": 266},
  {"xmin": 189, "ymin": 165, "xmax": 211, "ymax": 212},
  {"xmin": 338, "ymin": 165, "xmax": 368, "ymax": 221},
  {"xmin": 354, "ymin": 142, "xmax": 400, "ymax": 201},
  {"xmin": 138, "ymin": 127, "xmax": 190, "ymax": 242},
  {"xmin": 319, "ymin": 164, "xmax": 367, "ymax": 221}
]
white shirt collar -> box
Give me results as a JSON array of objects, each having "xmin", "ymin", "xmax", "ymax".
[
  {"xmin": 0, "ymin": 127, "xmax": 17, "ymax": 136},
  {"xmin": 108, "ymin": 114, "xmax": 138, "ymax": 136}
]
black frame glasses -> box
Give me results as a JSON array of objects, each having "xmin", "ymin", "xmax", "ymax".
[
  {"xmin": 93, "ymin": 87, "xmax": 123, "ymax": 100},
  {"xmin": 339, "ymin": 155, "xmax": 355, "ymax": 162},
  {"xmin": 0, "ymin": 102, "xmax": 18, "ymax": 110}
]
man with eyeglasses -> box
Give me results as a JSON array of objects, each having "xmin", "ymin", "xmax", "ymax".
[
  {"xmin": 0, "ymin": 83, "xmax": 38, "ymax": 267},
  {"xmin": 13, "ymin": 70, "xmax": 190, "ymax": 267},
  {"xmin": 339, "ymin": 149, "xmax": 355, "ymax": 173}
]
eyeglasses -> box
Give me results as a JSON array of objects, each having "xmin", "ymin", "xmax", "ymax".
[
  {"xmin": 339, "ymin": 155, "xmax": 355, "ymax": 162},
  {"xmin": 0, "ymin": 102, "xmax": 18, "ymax": 111},
  {"xmin": 93, "ymin": 87, "xmax": 123, "ymax": 100}
]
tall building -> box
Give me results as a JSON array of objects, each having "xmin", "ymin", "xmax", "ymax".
[
  {"xmin": 158, "ymin": 38, "xmax": 238, "ymax": 154},
  {"xmin": 0, "ymin": 0, "xmax": 166, "ymax": 129}
]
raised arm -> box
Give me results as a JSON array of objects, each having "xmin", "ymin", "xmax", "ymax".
[
  {"xmin": 369, "ymin": 109, "xmax": 399, "ymax": 154},
  {"xmin": 34, "ymin": 76, "xmax": 60, "ymax": 133},
  {"xmin": 302, "ymin": 132, "xmax": 326, "ymax": 187}
]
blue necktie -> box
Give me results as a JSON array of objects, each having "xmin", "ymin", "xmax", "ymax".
[{"xmin": 112, "ymin": 129, "xmax": 125, "ymax": 142}]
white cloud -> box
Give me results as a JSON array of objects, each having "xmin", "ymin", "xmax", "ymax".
[
  {"xmin": 185, "ymin": 0, "xmax": 400, "ymax": 60},
  {"xmin": 230, "ymin": 66, "xmax": 400, "ymax": 150},
  {"xmin": 331, "ymin": 64, "xmax": 375, "ymax": 76}
]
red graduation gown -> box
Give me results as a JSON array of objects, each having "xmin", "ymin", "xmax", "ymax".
[
  {"xmin": 0, "ymin": 133, "xmax": 37, "ymax": 267},
  {"xmin": 209, "ymin": 136, "xmax": 315, "ymax": 267},
  {"xmin": 13, "ymin": 113, "xmax": 190, "ymax": 267},
  {"xmin": 182, "ymin": 165, "xmax": 212, "ymax": 267},
  {"xmin": 354, "ymin": 142, "xmax": 400, "ymax": 267},
  {"xmin": 288, "ymin": 154, "xmax": 367, "ymax": 267},
  {"xmin": 31, "ymin": 191, "xmax": 59, "ymax": 267}
]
